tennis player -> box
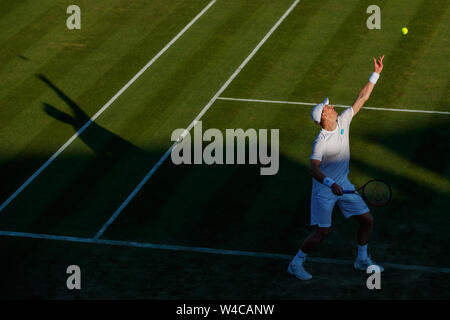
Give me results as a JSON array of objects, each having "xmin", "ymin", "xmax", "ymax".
[{"xmin": 288, "ymin": 56, "xmax": 385, "ymax": 280}]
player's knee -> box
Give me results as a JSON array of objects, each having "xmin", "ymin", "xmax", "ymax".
[{"xmin": 359, "ymin": 212, "xmax": 373, "ymax": 227}]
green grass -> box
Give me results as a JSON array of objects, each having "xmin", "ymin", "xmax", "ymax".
[{"xmin": 0, "ymin": 0, "xmax": 449, "ymax": 299}]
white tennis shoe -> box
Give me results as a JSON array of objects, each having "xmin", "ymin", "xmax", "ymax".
[
  {"xmin": 287, "ymin": 256, "xmax": 312, "ymax": 280},
  {"xmin": 354, "ymin": 255, "xmax": 384, "ymax": 272}
]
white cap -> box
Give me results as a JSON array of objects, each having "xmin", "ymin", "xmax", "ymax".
[{"xmin": 311, "ymin": 97, "xmax": 329, "ymax": 124}]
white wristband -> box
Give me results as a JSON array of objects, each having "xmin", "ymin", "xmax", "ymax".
[
  {"xmin": 323, "ymin": 177, "xmax": 335, "ymax": 188},
  {"xmin": 369, "ymin": 72, "xmax": 379, "ymax": 84}
]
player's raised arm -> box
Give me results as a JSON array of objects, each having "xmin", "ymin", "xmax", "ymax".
[{"xmin": 351, "ymin": 55, "xmax": 384, "ymax": 116}]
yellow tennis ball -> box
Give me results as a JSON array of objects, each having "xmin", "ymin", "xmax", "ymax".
[{"xmin": 402, "ymin": 27, "xmax": 408, "ymax": 35}]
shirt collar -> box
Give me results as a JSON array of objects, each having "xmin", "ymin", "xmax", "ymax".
[{"xmin": 321, "ymin": 122, "xmax": 338, "ymax": 134}]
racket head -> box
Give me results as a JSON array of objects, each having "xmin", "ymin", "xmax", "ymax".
[{"xmin": 361, "ymin": 179, "xmax": 392, "ymax": 207}]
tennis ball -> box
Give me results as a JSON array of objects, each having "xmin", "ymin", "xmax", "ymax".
[{"xmin": 401, "ymin": 27, "xmax": 408, "ymax": 35}]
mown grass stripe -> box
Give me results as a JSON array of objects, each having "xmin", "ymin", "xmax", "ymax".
[
  {"xmin": 287, "ymin": 1, "xmax": 370, "ymax": 102},
  {"xmin": 94, "ymin": 0, "xmax": 302, "ymax": 239},
  {"xmin": 0, "ymin": 0, "xmax": 25, "ymax": 22},
  {"xmin": 373, "ymin": 0, "xmax": 449, "ymax": 107},
  {"xmin": 0, "ymin": 1, "xmax": 162, "ymax": 129},
  {"xmin": 220, "ymin": 0, "xmax": 329, "ymax": 100},
  {"xmin": 0, "ymin": 0, "xmax": 50, "ymax": 45},
  {"xmin": 0, "ymin": 0, "xmax": 217, "ymax": 213}
]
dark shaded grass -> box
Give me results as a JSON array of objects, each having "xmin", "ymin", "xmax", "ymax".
[
  {"xmin": 0, "ymin": 75, "xmax": 189, "ymax": 236},
  {"xmin": 0, "ymin": 236, "xmax": 449, "ymax": 299},
  {"xmin": 360, "ymin": 118, "xmax": 450, "ymax": 190},
  {"xmin": 0, "ymin": 110, "xmax": 448, "ymax": 298},
  {"xmin": 0, "ymin": 140, "xmax": 191, "ymax": 239}
]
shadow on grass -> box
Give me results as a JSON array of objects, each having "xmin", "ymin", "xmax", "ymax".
[
  {"xmin": 0, "ymin": 76, "xmax": 448, "ymax": 300},
  {"xmin": 0, "ymin": 75, "xmax": 192, "ymax": 238},
  {"xmin": 37, "ymin": 74, "xmax": 139, "ymax": 159},
  {"xmin": 0, "ymin": 74, "xmax": 448, "ymax": 252}
]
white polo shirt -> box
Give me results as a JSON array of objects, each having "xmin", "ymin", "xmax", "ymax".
[{"xmin": 310, "ymin": 107, "xmax": 354, "ymax": 193}]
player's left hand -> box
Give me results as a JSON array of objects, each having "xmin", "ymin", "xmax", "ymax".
[{"xmin": 373, "ymin": 55, "xmax": 384, "ymax": 74}]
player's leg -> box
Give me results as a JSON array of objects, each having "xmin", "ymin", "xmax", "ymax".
[
  {"xmin": 288, "ymin": 192, "xmax": 335, "ymax": 280},
  {"xmin": 352, "ymin": 212, "xmax": 383, "ymax": 271},
  {"xmin": 353, "ymin": 212, "xmax": 373, "ymax": 246},
  {"xmin": 301, "ymin": 226, "xmax": 331, "ymax": 253},
  {"xmin": 288, "ymin": 227, "xmax": 332, "ymax": 280},
  {"xmin": 353, "ymin": 212, "xmax": 373, "ymax": 264},
  {"xmin": 337, "ymin": 194, "xmax": 384, "ymax": 271}
]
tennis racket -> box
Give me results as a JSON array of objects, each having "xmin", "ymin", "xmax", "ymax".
[{"xmin": 343, "ymin": 179, "xmax": 392, "ymax": 207}]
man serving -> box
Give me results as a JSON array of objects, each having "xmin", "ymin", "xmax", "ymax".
[{"xmin": 288, "ymin": 56, "xmax": 385, "ymax": 280}]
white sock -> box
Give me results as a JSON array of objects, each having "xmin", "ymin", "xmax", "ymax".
[
  {"xmin": 295, "ymin": 249, "xmax": 307, "ymax": 260},
  {"xmin": 357, "ymin": 244, "xmax": 368, "ymax": 260}
]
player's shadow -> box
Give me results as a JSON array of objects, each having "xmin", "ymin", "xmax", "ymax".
[
  {"xmin": 1, "ymin": 74, "xmax": 191, "ymax": 235},
  {"xmin": 37, "ymin": 74, "xmax": 137, "ymax": 159}
]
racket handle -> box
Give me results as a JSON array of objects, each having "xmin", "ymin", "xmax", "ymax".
[{"xmin": 342, "ymin": 190, "xmax": 356, "ymax": 194}]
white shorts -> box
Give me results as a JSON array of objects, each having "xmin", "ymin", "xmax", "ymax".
[{"xmin": 310, "ymin": 180, "xmax": 369, "ymax": 228}]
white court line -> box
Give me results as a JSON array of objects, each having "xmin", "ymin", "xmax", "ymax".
[
  {"xmin": 0, "ymin": 0, "xmax": 217, "ymax": 213},
  {"xmin": 217, "ymin": 97, "xmax": 450, "ymax": 115},
  {"xmin": 94, "ymin": 0, "xmax": 302, "ymax": 239},
  {"xmin": 1, "ymin": 230, "xmax": 450, "ymax": 274}
]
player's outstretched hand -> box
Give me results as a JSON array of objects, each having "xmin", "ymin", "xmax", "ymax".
[
  {"xmin": 331, "ymin": 183, "xmax": 344, "ymax": 196},
  {"xmin": 373, "ymin": 55, "xmax": 384, "ymax": 74}
]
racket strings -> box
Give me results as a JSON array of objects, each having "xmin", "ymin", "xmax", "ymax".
[{"xmin": 364, "ymin": 181, "xmax": 391, "ymax": 205}]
